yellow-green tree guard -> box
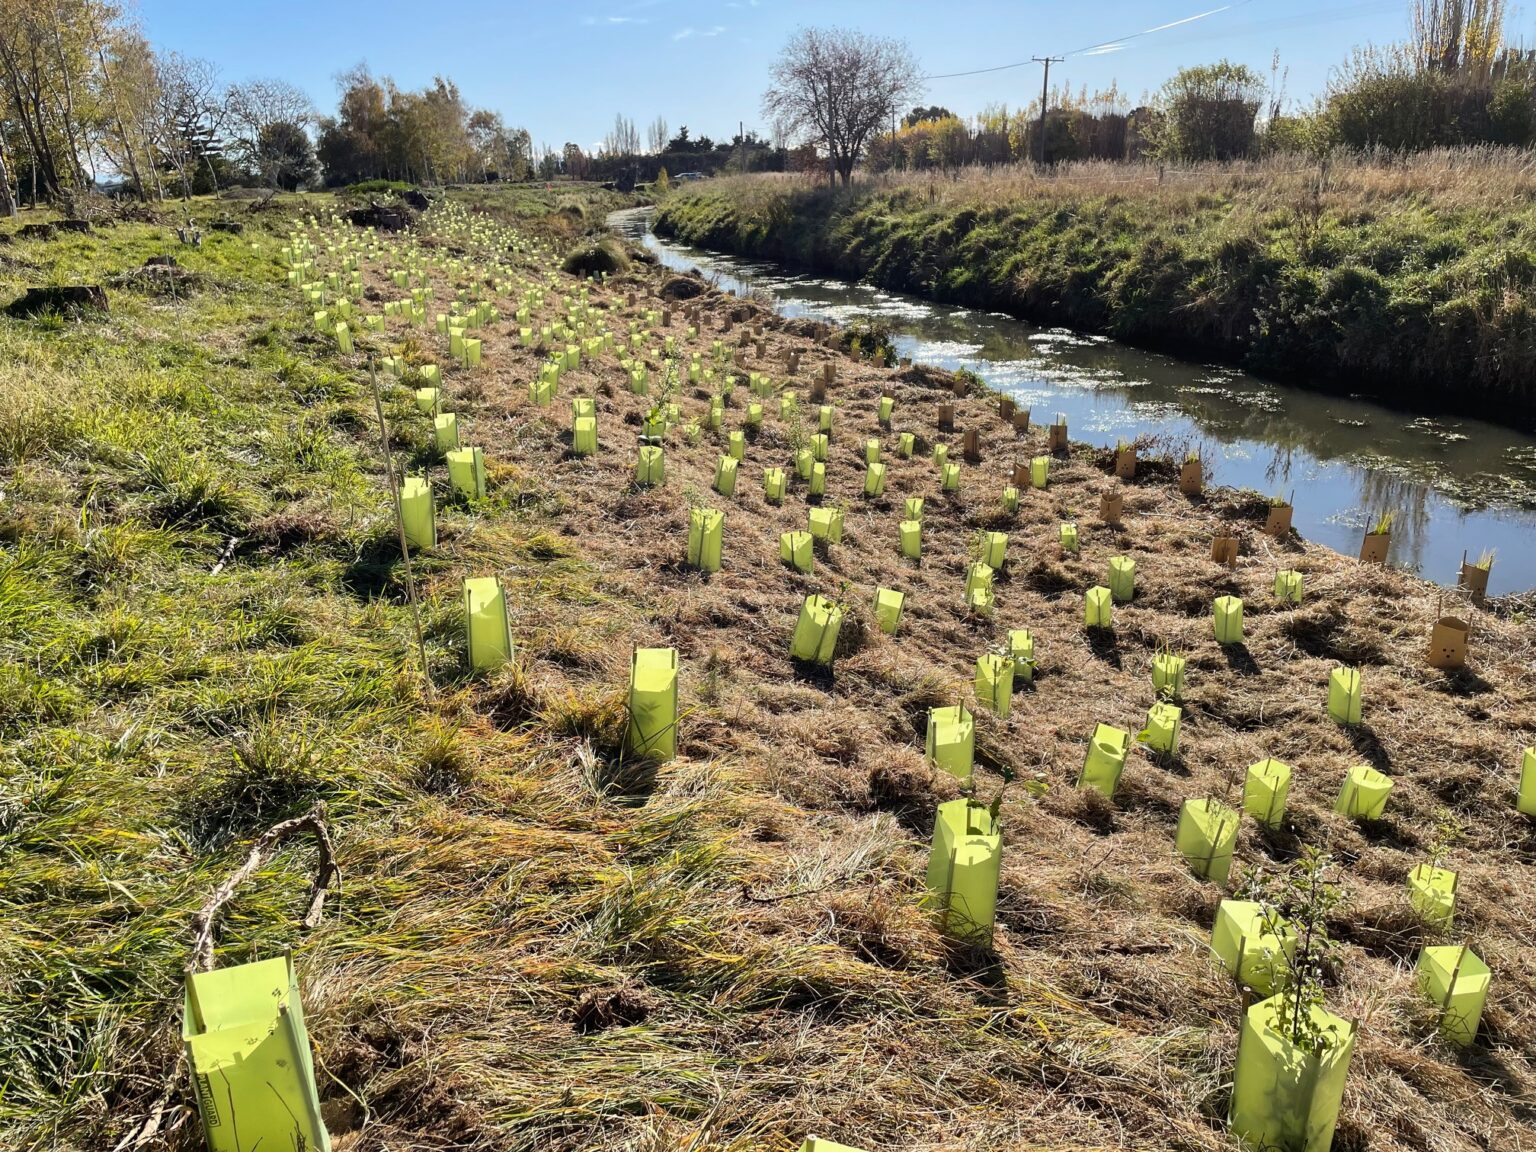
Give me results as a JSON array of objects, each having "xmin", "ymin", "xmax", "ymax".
[
  {"xmin": 1008, "ymin": 629, "xmax": 1036, "ymax": 681},
  {"xmin": 809, "ymin": 462, "xmax": 827, "ymax": 497},
  {"xmin": 713, "ymin": 455, "xmax": 738, "ymax": 496},
  {"xmin": 1152, "ymin": 652, "xmax": 1185, "ymax": 698},
  {"xmin": 184, "ymin": 955, "xmax": 331, "ymax": 1152},
  {"xmin": 1109, "ymin": 556, "xmax": 1135, "ymax": 603},
  {"xmin": 941, "ymin": 462, "xmax": 961, "ymax": 491},
  {"xmin": 1417, "ymin": 945, "xmax": 1489, "ymax": 1048},
  {"xmin": 764, "ymin": 467, "xmax": 786, "ymax": 504},
  {"xmin": 1139, "ymin": 702, "xmax": 1181, "ymax": 755},
  {"xmin": 624, "ymin": 647, "xmax": 679, "ymax": 763},
  {"xmin": 1212, "ymin": 899, "xmax": 1295, "ymax": 996},
  {"xmin": 1079, "ymin": 724, "xmax": 1129, "ymax": 797},
  {"xmin": 965, "ymin": 562, "xmax": 995, "ymax": 616},
  {"xmin": 1176, "ymin": 798, "xmax": 1240, "ymax": 884},
  {"xmin": 905, "ymin": 497, "xmax": 924, "ymax": 520},
  {"xmin": 433, "ymin": 412, "xmax": 459, "ymax": 452},
  {"xmin": 1030, "ymin": 456, "xmax": 1049, "ymax": 488},
  {"xmin": 1229, "ymin": 995, "xmax": 1356, "ymax": 1152},
  {"xmin": 981, "ymin": 531, "xmax": 1008, "ymax": 569},
  {"xmin": 1060, "ymin": 522, "xmax": 1079, "ymax": 553},
  {"xmin": 925, "ymin": 705, "xmax": 975, "ymax": 783},
  {"xmin": 1407, "ymin": 864, "xmax": 1458, "ymax": 928},
  {"xmin": 1214, "ymin": 595, "xmax": 1244, "ymax": 645},
  {"xmin": 865, "ymin": 438, "xmax": 881, "ymax": 464},
  {"xmin": 899, "ymin": 432, "xmax": 915, "ymax": 457},
  {"xmin": 809, "ymin": 506, "xmax": 844, "ymax": 544},
  {"xmin": 447, "ymin": 446, "xmax": 486, "ymax": 500},
  {"xmin": 790, "ymin": 595, "xmax": 843, "ymax": 664},
  {"xmin": 1335, "ymin": 764, "xmax": 1392, "ymax": 819},
  {"xmin": 1275, "ymin": 569, "xmax": 1304, "ymax": 603},
  {"xmin": 899, "ymin": 519, "xmax": 922, "ymax": 559},
  {"xmin": 923, "ymin": 797, "xmax": 1001, "ymax": 944},
  {"xmin": 864, "ymin": 462, "xmax": 886, "ymax": 496},
  {"xmin": 635, "ymin": 445, "xmax": 665, "ymax": 487},
  {"xmin": 1084, "ymin": 585, "xmax": 1113, "ymax": 629},
  {"xmin": 1328, "ymin": 667, "xmax": 1362, "ymax": 725},
  {"xmin": 463, "ymin": 575, "xmax": 513, "ymax": 671},
  {"xmin": 1245, "ymin": 758, "xmax": 1292, "ymax": 828},
  {"xmin": 800, "ymin": 1138, "xmax": 869, "ymax": 1152},
  {"xmin": 1519, "ymin": 746, "xmax": 1535, "ymax": 816},
  {"xmin": 398, "ymin": 476, "xmax": 435, "ymax": 550},
  {"xmin": 874, "ymin": 588, "xmax": 905, "ymax": 635},
  {"xmin": 728, "ymin": 430, "xmax": 746, "ymax": 461},
  {"xmin": 687, "ymin": 508, "xmax": 723, "ymax": 573},
  {"xmin": 975, "ymin": 652, "xmax": 1015, "ymax": 719}
]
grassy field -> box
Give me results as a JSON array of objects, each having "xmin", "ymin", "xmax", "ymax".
[
  {"xmin": 652, "ymin": 151, "xmax": 1536, "ymax": 431},
  {"xmin": 1, "ymin": 184, "xmax": 1534, "ymax": 1152}
]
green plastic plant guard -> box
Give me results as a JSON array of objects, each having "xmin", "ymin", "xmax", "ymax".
[
  {"xmin": 794, "ymin": 448, "xmax": 814, "ymax": 480},
  {"xmin": 1030, "ymin": 456, "xmax": 1049, "ymax": 489},
  {"xmin": 1212, "ymin": 899, "xmax": 1295, "ymax": 996},
  {"xmin": 529, "ymin": 377, "xmax": 555, "ymax": 406},
  {"xmin": 1229, "ymin": 994, "xmax": 1356, "ymax": 1152},
  {"xmin": 810, "ymin": 433, "xmax": 830, "ymax": 462},
  {"xmin": 1008, "ymin": 629, "xmax": 1036, "ymax": 681},
  {"xmin": 864, "ymin": 462, "xmax": 886, "ymax": 496},
  {"xmin": 1138, "ymin": 702, "xmax": 1181, "ymax": 755},
  {"xmin": 780, "ymin": 394, "xmax": 796, "ymax": 419},
  {"xmin": 463, "ymin": 338, "xmax": 481, "ymax": 368},
  {"xmin": 1079, "ymin": 723, "xmax": 1130, "ymax": 797},
  {"xmin": 399, "ymin": 476, "xmax": 435, "ymax": 550},
  {"xmin": 635, "ymin": 445, "xmax": 664, "ymax": 487},
  {"xmin": 874, "ymin": 587, "xmax": 905, "ymax": 635},
  {"xmin": 764, "ymin": 467, "xmax": 786, "ymax": 504},
  {"xmin": 980, "ymin": 531, "xmax": 1008, "ymax": 569},
  {"xmin": 781, "ymin": 531, "xmax": 814, "ymax": 574},
  {"xmin": 1275, "ymin": 569, "xmax": 1304, "ymax": 604},
  {"xmin": 1176, "ymin": 798, "xmax": 1239, "ymax": 884},
  {"xmin": 1109, "ymin": 556, "xmax": 1135, "ymax": 603},
  {"xmin": 1407, "ymin": 863, "xmax": 1458, "ymax": 928},
  {"xmin": 933, "ymin": 443, "xmax": 948, "ymax": 467},
  {"xmin": 1214, "ymin": 595, "xmax": 1244, "ymax": 645},
  {"xmin": 1084, "ymin": 586, "xmax": 1113, "ymax": 630},
  {"xmin": 463, "ymin": 575, "xmax": 513, "ymax": 670},
  {"xmin": 334, "ymin": 322, "xmax": 353, "ymax": 353},
  {"xmin": 808, "ymin": 506, "xmax": 844, "ymax": 545},
  {"xmin": 746, "ymin": 402, "xmax": 763, "ymax": 428},
  {"xmin": 878, "ymin": 396, "xmax": 894, "ymax": 423},
  {"xmin": 434, "ymin": 413, "xmax": 459, "ymax": 453},
  {"xmin": 899, "ymin": 519, "xmax": 922, "ymax": 560},
  {"xmin": 728, "ymin": 431, "xmax": 746, "ymax": 461},
  {"xmin": 1522, "ymin": 746, "xmax": 1536, "ymax": 817},
  {"xmin": 624, "ymin": 648, "xmax": 678, "ymax": 763},
  {"xmin": 941, "ymin": 462, "xmax": 961, "ymax": 492},
  {"xmin": 1335, "ymin": 763, "xmax": 1392, "ymax": 819},
  {"xmin": 799, "ymin": 1136, "xmax": 869, "ymax": 1152},
  {"xmin": 898, "ymin": 432, "xmax": 915, "ymax": 458},
  {"xmin": 447, "ymin": 446, "xmax": 486, "ymax": 500},
  {"xmin": 1060, "ymin": 522, "xmax": 1079, "ymax": 553},
  {"xmin": 572, "ymin": 416, "xmax": 597, "ymax": 456},
  {"xmin": 965, "ymin": 562, "xmax": 995, "ymax": 616},
  {"xmin": 415, "ymin": 386, "xmax": 441, "ymax": 415},
  {"xmin": 714, "ymin": 455, "xmax": 738, "ymax": 496},
  {"xmin": 809, "ymin": 463, "xmax": 827, "ymax": 497},
  {"xmin": 818, "ymin": 405, "xmax": 834, "ymax": 434},
  {"xmin": 924, "ymin": 798, "xmax": 1001, "ymax": 944},
  {"xmin": 975, "ymin": 652, "xmax": 1015, "ymax": 719},
  {"xmin": 1417, "ymin": 945, "xmax": 1489, "ymax": 1048},
  {"xmin": 687, "ymin": 508, "xmax": 723, "ymax": 573},
  {"xmin": 183, "ymin": 955, "xmax": 331, "ymax": 1152},
  {"xmin": 790, "ymin": 595, "xmax": 842, "ymax": 664},
  {"xmin": 1244, "ymin": 758, "xmax": 1292, "ymax": 828},
  {"xmin": 906, "ymin": 497, "xmax": 924, "ymax": 521},
  {"xmin": 925, "ymin": 705, "xmax": 975, "ymax": 783},
  {"xmin": 1328, "ymin": 667, "xmax": 1362, "ymax": 725},
  {"xmin": 1152, "ymin": 652, "xmax": 1185, "ymax": 699},
  {"xmin": 1002, "ymin": 486, "xmax": 1019, "ymax": 513}
]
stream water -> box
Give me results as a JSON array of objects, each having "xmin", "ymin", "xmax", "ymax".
[{"xmin": 610, "ymin": 207, "xmax": 1536, "ymax": 596}]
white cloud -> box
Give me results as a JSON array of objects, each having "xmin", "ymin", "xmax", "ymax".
[{"xmin": 674, "ymin": 23, "xmax": 725, "ymax": 40}]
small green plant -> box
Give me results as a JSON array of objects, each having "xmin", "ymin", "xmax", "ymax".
[
  {"xmin": 1473, "ymin": 549, "xmax": 1495, "ymax": 570},
  {"xmin": 1369, "ymin": 510, "xmax": 1396, "ymax": 536},
  {"xmin": 1269, "ymin": 492, "xmax": 1291, "ymax": 507},
  {"xmin": 682, "ymin": 420, "xmax": 703, "ymax": 447},
  {"xmin": 1238, "ymin": 847, "xmax": 1345, "ymax": 1055},
  {"xmin": 954, "ymin": 367, "xmax": 985, "ymax": 394},
  {"xmin": 1427, "ymin": 808, "xmax": 1463, "ymax": 874}
]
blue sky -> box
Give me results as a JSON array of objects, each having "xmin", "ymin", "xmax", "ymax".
[{"xmin": 141, "ymin": 0, "xmax": 1423, "ymax": 151}]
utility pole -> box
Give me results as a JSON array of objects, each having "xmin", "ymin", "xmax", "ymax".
[{"xmin": 1033, "ymin": 56, "xmax": 1063, "ymax": 166}]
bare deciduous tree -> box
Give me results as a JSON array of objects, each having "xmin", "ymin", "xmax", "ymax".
[
  {"xmin": 1411, "ymin": 0, "xmax": 1506, "ymax": 76},
  {"xmin": 646, "ymin": 115, "xmax": 668, "ymax": 154},
  {"xmin": 762, "ymin": 26, "xmax": 921, "ymax": 185},
  {"xmin": 225, "ymin": 77, "xmax": 313, "ymax": 186},
  {"xmin": 602, "ymin": 113, "xmax": 640, "ymax": 158}
]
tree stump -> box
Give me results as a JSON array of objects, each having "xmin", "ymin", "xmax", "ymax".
[{"xmin": 6, "ymin": 285, "xmax": 109, "ymax": 317}]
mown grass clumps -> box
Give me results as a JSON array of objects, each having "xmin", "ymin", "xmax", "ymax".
[{"xmin": 561, "ymin": 236, "xmax": 631, "ymax": 278}]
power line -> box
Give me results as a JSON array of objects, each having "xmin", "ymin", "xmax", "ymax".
[{"xmin": 919, "ymin": 0, "xmax": 1260, "ymax": 81}]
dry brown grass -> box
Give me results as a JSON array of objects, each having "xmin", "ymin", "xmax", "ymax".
[{"xmin": 207, "ymin": 201, "xmax": 1536, "ymax": 1152}]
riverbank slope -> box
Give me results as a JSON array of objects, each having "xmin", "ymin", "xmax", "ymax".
[{"xmin": 653, "ymin": 156, "xmax": 1536, "ymax": 431}]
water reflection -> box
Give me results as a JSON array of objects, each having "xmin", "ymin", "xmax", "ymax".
[{"xmin": 611, "ymin": 208, "xmax": 1536, "ymax": 595}]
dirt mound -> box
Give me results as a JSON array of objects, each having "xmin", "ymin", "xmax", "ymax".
[
  {"xmin": 659, "ymin": 274, "xmax": 706, "ymax": 301},
  {"xmin": 6, "ymin": 284, "xmax": 108, "ymax": 317}
]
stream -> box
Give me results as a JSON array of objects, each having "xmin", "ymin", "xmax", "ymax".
[{"xmin": 610, "ymin": 207, "xmax": 1536, "ymax": 597}]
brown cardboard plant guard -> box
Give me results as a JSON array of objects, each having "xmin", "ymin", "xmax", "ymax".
[
  {"xmin": 1359, "ymin": 511, "xmax": 1394, "ymax": 564},
  {"xmin": 1212, "ymin": 535, "xmax": 1239, "ymax": 568},
  {"xmin": 1114, "ymin": 440, "xmax": 1137, "ymax": 479},
  {"xmin": 1099, "ymin": 488, "xmax": 1124, "ymax": 526},
  {"xmin": 963, "ymin": 428, "xmax": 981, "ymax": 463},
  {"xmin": 1048, "ymin": 416, "xmax": 1069, "ymax": 453},
  {"xmin": 938, "ymin": 402, "xmax": 955, "ymax": 432},
  {"xmin": 1012, "ymin": 407, "xmax": 1031, "ymax": 432},
  {"xmin": 1428, "ymin": 615, "xmax": 1469, "ymax": 670},
  {"xmin": 1179, "ymin": 454, "xmax": 1203, "ymax": 496},
  {"xmin": 1264, "ymin": 494, "xmax": 1294, "ymax": 538},
  {"xmin": 1458, "ymin": 550, "xmax": 1493, "ymax": 600},
  {"xmin": 999, "ymin": 396, "xmax": 1015, "ymax": 422}
]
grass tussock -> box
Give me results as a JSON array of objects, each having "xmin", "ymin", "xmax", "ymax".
[{"xmin": 0, "ymin": 182, "xmax": 1533, "ymax": 1152}]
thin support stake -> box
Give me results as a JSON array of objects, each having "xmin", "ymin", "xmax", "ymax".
[{"xmin": 369, "ymin": 360, "xmax": 435, "ymax": 701}]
